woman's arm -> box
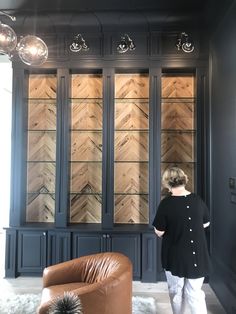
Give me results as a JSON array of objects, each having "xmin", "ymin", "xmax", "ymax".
[{"xmin": 154, "ymin": 227, "xmax": 165, "ymax": 237}]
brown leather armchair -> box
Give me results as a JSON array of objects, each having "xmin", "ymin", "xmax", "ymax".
[{"xmin": 37, "ymin": 252, "xmax": 133, "ymax": 314}]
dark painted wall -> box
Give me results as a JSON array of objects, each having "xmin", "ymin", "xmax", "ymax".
[{"xmin": 209, "ymin": 1, "xmax": 236, "ymax": 313}]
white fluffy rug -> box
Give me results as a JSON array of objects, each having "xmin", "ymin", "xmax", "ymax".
[{"xmin": 0, "ymin": 294, "xmax": 156, "ymax": 314}]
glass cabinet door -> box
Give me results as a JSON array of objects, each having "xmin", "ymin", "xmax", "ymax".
[
  {"xmin": 26, "ymin": 74, "xmax": 57, "ymax": 222},
  {"xmin": 114, "ymin": 73, "xmax": 149, "ymax": 224},
  {"xmin": 69, "ymin": 73, "xmax": 103, "ymax": 223},
  {"xmin": 161, "ymin": 73, "xmax": 196, "ymax": 195}
]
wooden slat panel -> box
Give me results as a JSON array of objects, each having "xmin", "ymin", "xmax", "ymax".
[
  {"xmin": 161, "ymin": 102, "xmax": 194, "ymax": 130},
  {"xmin": 114, "ymin": 162, "xmax": 148, "ymax": 193},
  {"xmin": 115, "ymin": 132, "xmax": 148, "ymax": 161},
  {"xmin": 27, "ymin": 162, "xmax": 55, "ymax": 193},
  {"xmin": 162, "ymin": 76, "xmax": 194, "ymax": 98},
  {"xmin": 28, "ymin": 102, "xmax": 56, "ymax": 130},
  {"xmin": 161, "ymin": 162, "xmax": 195, "ymax": 193},
  {"xmin": 115, "ymin": 101, "xmax": 149, "ymax": 129},
  {"xmin": 71, "ymin": 132, "xmax": 102, "ymax": 161},
  {"xmin": 71, "ymin": 101, "xmax": 102, "ymax": 129},
  {"xmin": 28, "ymin": 131, "xmax": 56, "ymax": 161},
  {"xmin": 71, "ymin": 74, "xmax": 102, "ymax": 98},
  {"xmin": 70, "ymin": 162, "xmax": 102, "ymax": 193},
  {"xmin": 70, "ymin": 194, "xmax": 102, "ymax": 223},
  {"xmin": 115, "ymin": 74, "xmax": 149, "ymax": 98},
  {"xmin": 161, "ymin": 132, "xmax": 195, "ymax": 162},
  {"xmin": 29, "ymin": 74, "xmax": 57, "ymax": 99},
  {"xmin": 114, "ymin": 195, "xmax": 148, "ymax": 224},
  {"xmin": 26, "ymin": 193, "xmax": 55, "ymax": 222}
]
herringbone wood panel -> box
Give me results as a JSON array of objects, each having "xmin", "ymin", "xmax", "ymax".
[
  {"xmin": 161, "ymin": 102, "xmax": 195, "ymax": 130},
  {"xmin": 28, "ymin": 102, "xmax": 56, "ymax": 130},
  {"xmin": 71, "ymin": 101, "xmax": 102, "ymax": 130},
  {"xmin": 29, "ymin": 74, "xmax": 57, "ymax": 99},
  {"xmin": 161, "ymin": 132, "xmax": 195, "ymax": 162},
  {"xmin": 71, "ymin": 131, "xmax": 102, "ymax": 161},
  {"xmin": 114, "ymin": 194, "xmax": 148, "ymax": 224},
  {"xmin": 115, "ymin": 101, "xmax": 149, "ymax": 129},
  {"xmin": 115, "ymin": 132, "xmax": 148, "ymax": 161},
  {"xmin": 27, "ymin": 162, "xmax": 55, "ymax": 193},
  {"xmin": 70, "ymin": 194, "xmax": 102, "ymax": 223},
  {"xmin": 28, "ymin": 131, "xmax": 56, "ymax": 161},
  {"xmin": 70, "ymin": 162, "xmax": 102, "ymax": 193},
  {"xmin": 71, "ymin": 74, "xmax": 103, "ymax": 98},
  {"xmin": 114, "ymin": 162, "xmax": 148, "ymax": 193},
  {"xmin": 26, "ymin": 193, "xmax": 55, "ymax": 222},
  {"xmin": 162, "ymin": 76, "xmax": 194, "ymax": 98},
  {"xmin": 115, "ymin": 74, "xmax": 149, "ymax": 98}
]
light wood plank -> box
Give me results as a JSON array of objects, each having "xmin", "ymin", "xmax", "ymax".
[
  {"xmin": 71, "ymin": 101, "xmax": 102, "ymax": 129},
  {"xmin": 114, "ymin": 194, "xmax": 148, "ymax": 224},
  {"xmin": 71, "ymin": 74, "xmax": 102, "ymax": 98},
  {"xmin": 26, "ymin": 193, "xmax": 55, "ymax": 222},
  {"xmin": 29, "ymin": 74, "xmax": 57, "ymax": 99},
  {"xmin": 115, "ymin": 74, "xmax": 149, "ymax": 98},
  {"xmin": 70, "ymin": 194, "xmax": 102, "ymax": 223},
  {"xmin": 27, "ymin": 162, "xmax": 55, "ymax": 193},
  {"xmin": 114, "ymin": 162, "xmax": 148, "ymax": 193},
  {"xmin": 162, "ymin": 76, "xmax": 194, "ymax": 98},
  {"xmin": 28, "ymin": 102, "xmax": 56, "ymax": 130},
  {"xmin": 71, "ymin": 132, "xmax": 102, "ymax": 161},
  {"xmin": 28, "ymin": 131, "xmax": 56, "ymax": 161},
  {"xmin": 70, "ymin": 162, "xmax": 102, "ymax": 193}
]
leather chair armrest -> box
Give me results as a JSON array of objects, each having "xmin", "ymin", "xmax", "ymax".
[{"xmin": 43, "ymin": 258, "xmax": 85, "ymax": 287}]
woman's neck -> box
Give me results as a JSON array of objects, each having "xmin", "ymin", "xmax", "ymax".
[{"xmin": 171, "ymin": 185, "xmax": 191, "ymax": 196}]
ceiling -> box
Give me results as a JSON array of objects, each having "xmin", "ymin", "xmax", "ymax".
[{"xmin": 0, "ymin": 0, "xmax": 208, "ymax": 14}]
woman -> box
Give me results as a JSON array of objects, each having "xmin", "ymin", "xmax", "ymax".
[{"xmin": 153, "ymin": 167, "xmax": 211, "ymax": 314}]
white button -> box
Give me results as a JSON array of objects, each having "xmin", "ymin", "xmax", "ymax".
[
  {"xmin": 188, "ymin": 217, "xmax": 191, "ymax": 220},
  {"xmin": 190, "ymin": 229, "xmax": 192, "ymax": 232},
  {"xmin": 191, "ymin": 240, "xmax": 194, "ymax": 243},
  {"xmin": 193, "ymin": 252, "xmax": 196, "ymax": 254},
  {"xmin": 194, "ymin": 264, "xmax": 197, "ymax": 267},
  {"xmin": 187, "ymin": 206, "xmax": 190, "ymax": 208}
]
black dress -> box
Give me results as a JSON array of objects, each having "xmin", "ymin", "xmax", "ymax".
[{"xmin": 152, "ymin": 193, "xmax": 211, "ymax": 279}]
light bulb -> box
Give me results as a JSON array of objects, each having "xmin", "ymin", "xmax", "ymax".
[
  {"xmin": 0, "ymin": 22, "xmax": 17, "ymax": 54},
  {"xmin": 17, "ymin": 35, "xmax": 48, "ymax": 66}
]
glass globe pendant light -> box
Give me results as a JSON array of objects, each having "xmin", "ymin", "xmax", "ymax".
[
  {"xmin": 0, "ymin": 21, "xmax": 17, "ymax": 54},
  {"xmin": 17, "ymin": 35, "xmax": 48, "ymax": 66}
]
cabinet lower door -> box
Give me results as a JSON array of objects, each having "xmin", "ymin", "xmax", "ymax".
[
  {"xmin": 17, "ymin": 230, "xmax": 47, "ymax": 274},
  {"xmin": 108, "ymin": 233, "xmax": 141, "ymax": 279},
  {"xmin": 72, "ymin": 233, "xmax": 105, "ymax": 258}
]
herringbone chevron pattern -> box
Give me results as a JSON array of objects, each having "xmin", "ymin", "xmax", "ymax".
[
  {"xmin": 27, "ymin": 162, "xmax": 55, "ymax": 192},
  {"xmin": 71, "ymin": 101, "xmax": 102, "ymax": 129},
  {"xmin": 70, "ymin": 194, "xmax": 102, "ymax": 223},
  {"xmin": 28, "ymin": 102, "xmax": 56, "ymax": 130},
  {"xmin": 115, "ymin": 132, "xmax": 148, "ymax": 161},
  {"xmin": 26, "ymin": 74, "xmax": 57, "ymax": 223},
  {"xmin": 69, "ymin": 74, "xmax": 103, "ymax": 223},
  {"xmin": 71, "ymin": 131, "xmax": 102, "ymax": 161},
  {"xmin": 70, "ymin": 162, "xmax": 102, "ymax": 193},
  {"xmin": 161, "ymin": 102, "xmax": 195, "ymax": 130},
  {"xmin": 115, "ymin": 101, "xmax": 149, "ymax": 129},
  {"xmin": 28, "ymin": 132, "xmax": 56, "ymax": 161},
  {"xmin": 161, "ymin": 132, "xmax": 195, "ymax": 162},
  {"xmin": 26, "ymin": 192, "xmax": 55, "ymax": 222},
  {"xmin": 71, "ymin": 74, "xmax": 103, "ymax": 98},
  {"xmin": 114, "ymin": 195, "xmax": 148, "ymax": 223},
  {"xmin": 114, "ymin": 162, "xmax": 148, "ymax": 193},
  {"xmin": 29, "ymin": 74, "xmax": 57, "ymax": 98},
  {"xmin": 161, "ymin": 74, "xmax": 196, "ymax": 192},
  {"xmin": 114, "ymin": 73, "xmax": 149, "ymax": 223},
  {"xmin": 162, "ymin": 76, "xmax": 194, "ymax": 98},
  {"xmin": 115, "ymin": 74, "xmax": 149, "ymax": 98}
]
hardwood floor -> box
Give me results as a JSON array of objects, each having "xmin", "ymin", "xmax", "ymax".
[{"xmin": 0, "ymin": 231, "xmax": 226, "ymax": 313}]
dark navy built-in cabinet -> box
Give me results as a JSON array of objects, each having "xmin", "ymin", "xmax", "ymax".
[{"xmin": 4, "ymin": 16, "xmax": 209, "ymax": 281}]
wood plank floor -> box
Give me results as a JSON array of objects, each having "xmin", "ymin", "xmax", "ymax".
[{"xmin": 0, "ymin": 232, "xmax": 226, "ymax": 313}]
